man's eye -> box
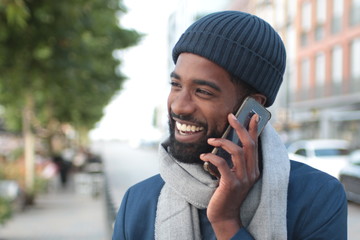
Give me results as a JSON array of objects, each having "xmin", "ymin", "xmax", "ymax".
[
  {"xmin": 196, "ymin": 89, "xmax": 213, "ymax": 96},
  {"xmin": 170, "ymin": 81, "xmax": 181, "ymax": 88}
]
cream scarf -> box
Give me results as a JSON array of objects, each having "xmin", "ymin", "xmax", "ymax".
[{"xmin": 155, "ymin": 124, "xmax": 290, "ymax": 240}]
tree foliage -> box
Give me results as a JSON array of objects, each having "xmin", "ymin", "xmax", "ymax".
[{"xmin": 0, "ymin": 0, "xmax": 141, "ymax": 136}]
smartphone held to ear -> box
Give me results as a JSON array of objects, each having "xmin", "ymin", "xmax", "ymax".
[{"xmin": 203, "ymin": 97, "xmax": 271, "ymax": 178}]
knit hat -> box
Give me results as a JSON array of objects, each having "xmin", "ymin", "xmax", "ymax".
[{"xmin": 172, "ymin": 11, "xmax": 286, "ymax": 107}]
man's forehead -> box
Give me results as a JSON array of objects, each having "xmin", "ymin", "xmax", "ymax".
[{"xmin": 174, "ymin": 53, "xmax": 231, "ymax": 77}]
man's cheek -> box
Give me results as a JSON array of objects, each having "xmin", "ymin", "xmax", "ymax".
[{"xmin": 214, "ymin": 121, "xmax": 228, "ymax": 137}]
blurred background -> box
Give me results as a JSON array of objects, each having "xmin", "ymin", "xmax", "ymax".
[{"xmin": 1, "ymin": 0, "xmax": 360, "ymax": 239}]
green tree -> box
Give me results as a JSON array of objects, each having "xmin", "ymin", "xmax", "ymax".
[{"xmin": 0, "ymin": 0, "xmax": 141, "ymax": 195}]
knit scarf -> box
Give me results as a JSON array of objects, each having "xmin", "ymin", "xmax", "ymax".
[{"xmin": 155, "ymin": 124, "xmax": 290, "ymax": 240}]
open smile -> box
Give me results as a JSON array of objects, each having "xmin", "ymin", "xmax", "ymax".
[
  {"xmin": 174, "ymin": 120, "xmax": 206, "ymax": 143},
  {"xmin": 176, "ymin": 121, "xmax": 204, "ymax": 135}
]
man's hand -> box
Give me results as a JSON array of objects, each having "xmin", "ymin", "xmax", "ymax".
[{"xmin": 200, "ymin": 113, "xmax": 261, "ymax": 239}]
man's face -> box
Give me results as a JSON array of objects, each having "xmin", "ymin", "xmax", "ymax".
[{"xmin": 167, "ymin": 53, "xmax": 243, "ymax": 164}]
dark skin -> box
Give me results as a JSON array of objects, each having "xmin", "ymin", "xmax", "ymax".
[{"xmin": 168, "ymin": 53, "xmax": 266, "ymax": 239}]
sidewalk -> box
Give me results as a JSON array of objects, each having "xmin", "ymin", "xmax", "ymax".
[{"xmin": 0, "ymin": 173, "xmax": 110, "ymax": 240}]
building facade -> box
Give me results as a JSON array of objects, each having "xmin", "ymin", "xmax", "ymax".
[
  {"xmin": 166, "ymin": 0, "xmax": 360, "ymax": 147},
  {"xmin": 292, "ymin": 0, "xmax": 360, "ymax": 147},
  {"xmin": 228, "ymin": 0, "xmax": 360, "ymax": 147}
]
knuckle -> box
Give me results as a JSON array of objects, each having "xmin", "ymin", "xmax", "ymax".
[
  {"xmin": 215, "ymin": 138, "xmax": 227, "ymax": 147},
  {"xmin": 241, "ymin": 178, "xmax": 250, "ymax": 186},
  {"xmin": 250, "ymin": 140, "xmax": 256, "ymax": 148},
  {"xmin": 246, "ymin": 139, "xmax": 256, "ymax": 149},
  {"xmin": 233, "ymin": 181, "xmax": 242, "ymax": 190},
  {"xmin": 217, "ymin": 159, "xmax": 228, "ymax": 168},
  {"xmin": 232, "ymin": 148, "xmax": 242, "ymax": 156},
  {"xmin": 250, "ymin": 171, "xmax": 260, "ymax": 182}
]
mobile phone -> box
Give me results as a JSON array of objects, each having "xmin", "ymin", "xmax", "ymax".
[{"xmin": 203, "ymin": 97, "xmax": 271, "ymax": 178}]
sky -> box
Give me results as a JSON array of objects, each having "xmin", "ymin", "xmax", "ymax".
[{"xmin": 89, "ymin": 0, "xmax": 174, "ymax": 142}]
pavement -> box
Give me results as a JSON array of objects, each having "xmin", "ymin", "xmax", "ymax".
[
  {"xmin": 348, "ymin": 202, "xmax": 360, "ymax": 239},
  {"xmin": 0, "ymin": 173, "xmax": 111, "ymax": 240}
]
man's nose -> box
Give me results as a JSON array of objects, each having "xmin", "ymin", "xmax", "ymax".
[{"xmin": 170, "ymin": 91, "xmax": 196, "ymax": 116}]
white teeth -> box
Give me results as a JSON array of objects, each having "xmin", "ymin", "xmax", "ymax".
[{"xmin": 176, "ymin": 121, "xmax": 204, "ymax": 133}]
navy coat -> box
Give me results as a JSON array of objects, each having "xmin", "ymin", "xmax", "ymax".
[{"xmin": 113, "ymin": 161, "xmax": 347, "ymax": 240}]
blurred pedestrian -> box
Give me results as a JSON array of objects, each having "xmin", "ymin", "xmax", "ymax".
[
  {"xmin": 112, "ymin": 11, "xmax": 347, "ymax": 239},
  {"xmin": 52, "ymin": 154, "xmax": 71, "ymax": 188}
]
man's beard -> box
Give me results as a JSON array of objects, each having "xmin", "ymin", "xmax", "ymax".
[{"xmin": 168, "ymin": 114, "xmax": 223, "ymax": 164}]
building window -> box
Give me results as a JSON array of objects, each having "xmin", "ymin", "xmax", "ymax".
[
  {"xmin": 315, "ymin": 0, "xmax": 326, "ymax": 40},
  {"xmin": 315, "ymin": 53, "xmax": 326, "ymax": 97},
  {"xmin": 257, "ymin": 0, "xmax": 271, "ymax": 6},
  {"xmin": 332, "ymin": 0, "xmax": 343, "ymax": 34},
  {"xmin": 274, "ymin": 0, "xmax": 285, "ymax": 27},
  {"xmin": 301, "ymin": 2, "xmax": 312, "ymax": 46},
  {"xmin": 350, "ymin": 38, "xmax": 360, "ymax": 92},
  {"xmin": 287, "ymin": 0, "xmax": 297, "ymax": 20},
  {"xmin": 350, "ymin": 0, "xmax": 360, "ymax": 26},
  {"xmin": 331, "ymin": 46, "xmax": 343, "ymax": 95},
  {"xmin": 301, "ymin": 58, "xmax": 311, "ymax": 99},
  {"xmin": 287, "ymin": 26, "xmax": 297, "ymax": 102}
]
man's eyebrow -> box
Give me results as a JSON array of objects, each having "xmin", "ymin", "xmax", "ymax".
[
  {"xmin": 170, "ymin": 72, "xmax": 180, "ymax": 79},
  {"xmin": 170, "ymin": 71, "xmax": 221, "ymax": 92}
]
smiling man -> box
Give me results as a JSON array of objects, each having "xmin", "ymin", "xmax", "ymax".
[
  {"xmin": 112, "ymin": 11, "xmax": 347, "ymax": 240},
  {"xmin": 167, "ymin": 53, "xmax": 251, "ymax": 165}
]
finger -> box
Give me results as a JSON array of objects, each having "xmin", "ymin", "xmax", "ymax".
[
  {"xmin": 248, "ymin": 114, "xmax": 259, "ymax": 140},
  {"xmin": 207, "ymin": 138, "xmax": 244, "ymax": 160},
  {"xmin": 227, "ymin": 113, "xmax": 249, "ymax": 142},
  {"xmin": 228, "ymin": 113, "xmax": 257, "ymax": 147},
  {"xmin": 228, "ymin": 114, "xmax": 259, "ymax": 179},
  {"xmin": 200, "ymin": 152, "xmax": 234, "ymax": 180},
  {"xmin": 207, "ymin": 138, "xmax": 247, "ymax": 179},
  {"xmin": 244, "ymin": 114, "xmax": 259, "ymax": 175}
]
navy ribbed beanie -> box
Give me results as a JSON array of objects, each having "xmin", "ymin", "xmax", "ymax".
[{"xmin": 172, "ymin": 11, "xmax": 286, "ymax": 107}]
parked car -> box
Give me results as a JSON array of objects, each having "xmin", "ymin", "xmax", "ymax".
[
  {"xmin": 339, "ymin": 150, "xmax": 360, "ymax": 204},
  {"xmin": 287, "ymin": 139, "xmax": 351, "ymax": 178}
]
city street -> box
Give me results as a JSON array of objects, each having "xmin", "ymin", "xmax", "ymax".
[
  {"xmin": 90, "ymin": 141, "xmax": 159, "ymax": 211},
  {"xmin": 92, "ymin": 140, "xmax": 360, "ymax": 239},
  {"xmin": 0, "ymin": 175, "xmax": 109, "ymax": 240}
]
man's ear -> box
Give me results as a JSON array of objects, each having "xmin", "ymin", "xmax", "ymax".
[{"xmin": 251, "ymin": 94, "xmax": 267, "ymax": 106}]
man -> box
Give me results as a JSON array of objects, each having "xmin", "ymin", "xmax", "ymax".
[{"xmin": 112, "ymin": 11, "xmax": 347, "ymax": 240}]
